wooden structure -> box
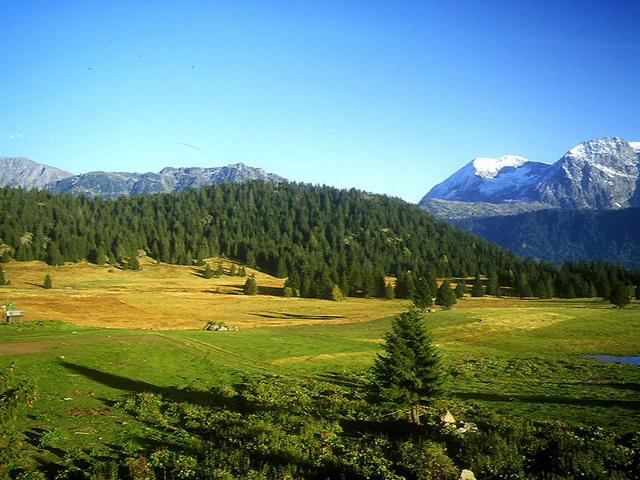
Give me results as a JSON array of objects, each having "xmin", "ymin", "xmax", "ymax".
[{"xmin": 4, "ymin": 310, "xmax": 24, "ymax": 323}]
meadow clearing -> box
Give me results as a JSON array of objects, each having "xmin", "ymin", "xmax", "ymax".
[{"xmin": 1, "ymin": 259, "xmax": 639, "ymax": 471}]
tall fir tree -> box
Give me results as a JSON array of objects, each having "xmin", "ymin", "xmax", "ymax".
[
  {"xmin": 43, "ymin": 274, "xmax": 52, "ymax": 289},
  {"xmin": 412, "ymin": 277, "xmax": 432, "ymax": 310},
  {"xmin": 454, "ymin": 281, "xmax": 466, "ymax": 299},
  {"xmin": 243, "ymin": 275, "xmax": 258, "ymax": 295},
  {"xmin": 435, "ymin": 280, "xmax": 456, "ymax": 308},
  {"xmin": 610, "ymin": 281, "xmax": 630, "ymax": 308},
  {"xmin": 471, "ymin": 275, "xmax": 484, "ymax": 297},
  {"xmin": 0, "ymin": 265, "xmax": 7, "ymax": 286},
  {"xmin": 369, "ymin": 309, "xmax": 443, "ymax": 424}
]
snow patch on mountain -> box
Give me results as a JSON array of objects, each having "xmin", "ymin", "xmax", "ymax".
[{"xmin": 472, "ymin": 155, "xmax": 528, "ymax": 179}]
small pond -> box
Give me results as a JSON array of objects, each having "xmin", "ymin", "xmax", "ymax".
[{"xmin": 586, "ymin": 355, "xmax": 640, "ymax": 365}]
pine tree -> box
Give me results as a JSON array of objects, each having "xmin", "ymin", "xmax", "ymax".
[
  {"xmin": 276, "ymin": 258, "xmax": 288, "ymax": 278},
  {"xmin": 384, "ymin": 283, "xmax": 395, "ymax": 300},
  {"xmin": 454, "ymin": 281, "xmax": 465, "ymax": 299},
  {"xmin": 435, "ymin": 280, "xmax": 456, "ymax": 308},
  {"xmin": 202, "ymin": 264, "xmax": 214, "ymax": 279},
  {"xmin": 43, "ymin": 274, "xmax": 52, "ymax": 289},
  {"xmin": 0, "ymin": 265, "xmax": 7, "ymax": 286},
  {"xmin": 229, "ymin": 264, "xmax": 238, "ymax": 276},
  {"xmin": 239, "ymin": 266, "xmax": 247, "ymax": 277},
  {"xmin": 486, "ymin": 269, "xmax": 498, "ymax": 296},
  {"xmin": 127, "ymin": 255, "xmax": 141, "ymax": 271},
  {"xmin": 471, "ymin": 275, "xmax": 484, "ymax": 297},
  {"xmin": 331, "ymin": 284, "xmax": 345, "ymax": 301},
  {"xmin": 610, "ymin": 281, "xmax": 630, "ymax": 308},
  {"xmin": 369, "ymin": 309, "xmax": 443, "ymax": 424},
  {"xmin": 514, "ymin": 273, "xmax": 533, "ymax": 298},
  {"xmin": 216, "ymin": 262, "xmax": 225, "ymax": 277},
  {"xmin": 243, "ymin": 275, "xmax": 258, "ymax": 295},
  {"xmin": 412, "ymin": 277, "xmax": 432, "ymax": 310}
]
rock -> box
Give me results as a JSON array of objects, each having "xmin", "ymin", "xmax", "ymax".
[
  {"xmin": 440, "ymin": 409, "xmax": 456, "ymax": 425},
  {"xmin": 459, "ymin": 469, "xmax": 476, "ymax": 480}
]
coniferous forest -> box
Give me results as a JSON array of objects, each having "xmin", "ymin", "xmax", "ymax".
[{"xmin": 0, "ymin": 182, "xmax": 638, "ymax": 300}]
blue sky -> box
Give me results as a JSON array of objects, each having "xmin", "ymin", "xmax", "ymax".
[{"xmin": 1, "ymin": 1, "xmax": 639, "ymax": 202}]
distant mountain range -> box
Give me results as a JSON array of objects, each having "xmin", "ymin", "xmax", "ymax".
[
  {"xmin": 420, "ymin": 136, "xmax": 640, "ymax": 267},
  {"xmin": 0, "ymin": 158, "xmax": 285, "ymax": 198},
  {"xmin": 421, "ymin": 137, "xmax": 640, "ymax": 218}
]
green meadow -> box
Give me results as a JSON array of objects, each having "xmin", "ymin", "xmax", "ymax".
[{"xmin": 2, "ymin": 296, "xmax": 639, "ymax": 471}]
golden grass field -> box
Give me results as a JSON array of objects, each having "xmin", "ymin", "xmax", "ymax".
[{"xmin": 0, "ymin": 259, "xmax": 412, "ymax": 329}]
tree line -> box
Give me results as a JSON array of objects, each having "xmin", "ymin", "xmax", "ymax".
[{"xmin": 0, "ymin": 183, "xmax": 638, "ymax": 300}]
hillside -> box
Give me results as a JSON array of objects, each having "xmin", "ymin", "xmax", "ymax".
[
  {"xmin": 454, "ymin": 207, "xmax": 640, "ymax": 267},
  {"xmin": 1, "ymin": 182, "xmax": 638, "ymax": 301}
]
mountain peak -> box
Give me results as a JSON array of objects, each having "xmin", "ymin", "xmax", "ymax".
[
  {"xmin": 565, "ymin": 136, "xmax": 631, "ymax": 161},
  {"xmin": 0, "ymin": 157, "xmax": 73, "ymax": 189}
]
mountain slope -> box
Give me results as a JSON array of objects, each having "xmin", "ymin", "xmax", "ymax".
[
  {"xmin": 420, "ymin": 137, "xmax": 640, "ymax": 217},
  {"xmin": 453, "ymin": 207, "xmax": 640, "ymax": 268},
  {"xmin": 0, "ymin": 157, "xmax": 73, "ymax": 189}
]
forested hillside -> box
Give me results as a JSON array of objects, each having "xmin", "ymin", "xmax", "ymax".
[
  {"xmin": 0, "ymin": 183, "xmax": 637, "ymax": 299},
  {"xmin": 454, "ymin": 207, "xmax": 640, "ymax": 268}
]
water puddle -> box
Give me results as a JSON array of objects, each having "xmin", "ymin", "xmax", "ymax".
[{"xmin": 586, "ymin": 355, "xmax": 640, "ymax": 365}]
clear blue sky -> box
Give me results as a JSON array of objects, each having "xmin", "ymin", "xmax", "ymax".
[{"xmin": 1, "ymin": 1, "xmax": 639, "ymax": 202}]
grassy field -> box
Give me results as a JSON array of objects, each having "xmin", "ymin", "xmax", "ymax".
[{"xmin": 1, "ymin": 260, "xmax": 639, "ymax": 470}]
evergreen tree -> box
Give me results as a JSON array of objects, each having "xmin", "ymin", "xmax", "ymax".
[
  {"xmin": 454, "ymin": 281, "xmax": 465, "ymax": 299},
  {"xmin": 412, "ymin": 277, "xmax": 432, "ymax": 310},
  {"xmin": 435, "ymin": 280, "xmax": 456, "ymax": 308},
  {"xmin": 243, "ymin": 275, "xmax": 258, "ymax": 295},
  {"xmin": 486, "ymin": 269, "xmax": 499, "ymax": 296},
  {"xmin": 276, "ymin": 258, "xmax": 288, "ymax": 278},
  {"xmin": 43, "ymin": 274, "xmax": 52, "ymax": 289},
  {"xmin": 384, "ymin": 282, "xmax": 395, "ymax": 300},
  {"xmin": 610, "ymin": 281, "xmax": 630, "ymax": 308},
  {"xmin": 471, "ymin": 275, "xmax": 484, "ymax": 297},
  {"xmin": 229, "ymin": 264, "xmax": 238, "ymax": 276},
  {"xmin": 514, "ymin": 273, "xmax": 533, "ymax": 298},
  {"xmin": 127, "ymin": 255, "xmax": 141, "ymax": 271},
  {"xmin": 239, "ymin": 265, "xmax": 247, "ymax": 277},
  {"xmin": 216, "ymin": 262, "xmax": 225, "ymax": 277},
  {"xmin": 46, "ymin": 242, "xmax": 64, "ymax": 266},
  {"xmin": 0, "ymin": 265, "xmax": 7, "ymax": 286},
  {"xmin": 369, "ymin": 309, "xmax": 443, "ymax": 424},
  {"xmin": 202, "ymin": 264, "xmax": 214, "ymax": 279},
  {"xmin": 331, "ymin": 284, "xmax": 345, "ymax": 301}
]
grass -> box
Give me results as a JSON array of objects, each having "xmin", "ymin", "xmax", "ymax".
[{"xmin": 1, "ymin": 260, "xmax": 639, "ymax": 468}]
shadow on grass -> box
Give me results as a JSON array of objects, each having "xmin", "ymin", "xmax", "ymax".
[
  {"xmin": 451, "ymin": 391, "xmax": 640, "ymax": 408},
  {"xmin": 58, "ymin": 361, "xmax": 235, "ymax": 408},
  {"xmin": 250, "ymin": 311, "xmax": 345, "ymax": 320}
]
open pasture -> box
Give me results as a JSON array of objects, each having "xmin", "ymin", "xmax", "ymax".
[{"xmin": 1, "ymin": 260, "xmax": 639, "ymax": 470}]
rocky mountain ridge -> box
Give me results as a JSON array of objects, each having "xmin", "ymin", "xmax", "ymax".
[
  {"xmin": 0, "ymin": 157, "xmax": 73, "ymax": 189},
  {"xmin": 0, "ymin": 158, "xmax": 285, "ymax": 198}
]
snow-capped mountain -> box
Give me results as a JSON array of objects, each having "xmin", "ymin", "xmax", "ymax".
[{"xmin": 420, "ymin": 137, "xmax": 640, "ymax": 216}]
